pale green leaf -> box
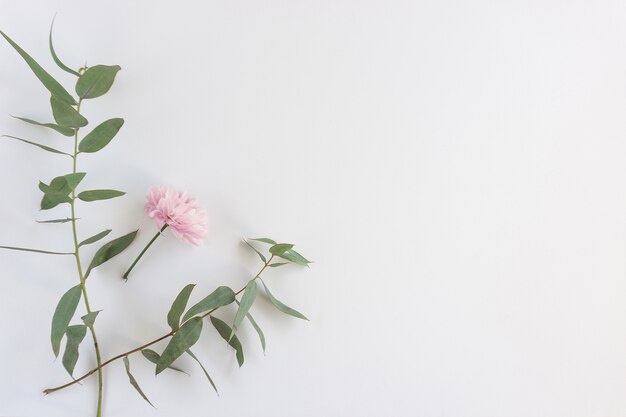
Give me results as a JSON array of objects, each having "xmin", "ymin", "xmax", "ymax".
[
  {"xmin": 11, "ymin": 116, "xmax": 74, "ymax": 136},
  {"xmin": 76, "ymin": 65, "xmax": 121, "ymax": 99},
  {"xmin": 210, "ymin": 316, "xmax": 244, "ymax": 367},
  {"xmin": 250, "ymin": 238, "xmax": 277, "ymax": 245},
  {"xmin": 269, "ymin": 243, "xmax": 294, "ymax": 256},
  {"xmin": 230, "ymin": 280, "xmax": 257, "ymax": 341},
  {"xmin": 277, "ymin": 249, "xmax": 311, "ymax": 266},
  {"xmin": 49, "ymin": 18, "xmax": 79, "ymax": 77},
  {"xmin": 1, "ymin": 135, "xmax": 71, "ymax": 156},
  {"xmin": 77, "ymin": 189, "xmax": 125, "ymax": 202},
  {"xmin": 62, "ymin": 324, "xmax": 87, "ymax": 376},
  {"xmin": 268, "ymin": 262, "xmax": 289, "ymax": 267},
  {"xmin": 141, "ymin": 349, "xmax": 187, "ymax": 375},
  {"xmin": 244, "ymin": 240, "xmax": 266, "ymax": 263},
  {"xmin": 123, "ymin": 356, "xmax": 154, "ymax": 408},
  {"xmin": 51, "ymin": 285, "xmax": 82, "ymax": 357},
  {"xmin": 260, "ymin": 278, "xmax": 308, "ymax": 321},
  {"xmin": 50, "ymin": 96, "xmax": 87, "ymax": 128},
  {"xmin": 181, "ymin": 286, "xmax": 235, "ymax": 323},
  {"xmin": 81, "ymin": 310, "xmax": 101, "ymax": 327},
  {"xmin": 78, "ymin": 118, "xmax": 124, "ymax": 153},
  {"xmin": 79, "ymin": 229, "xmax": 111, "ymax": 247},
  {"xmin": 167, "ymin": 284, "xmax": 196, "ymax": 331},
  {"xmin": 0, "ymin": 30, "xmax": 76, "ymax": 104},
  {"xmin": 156, "ymin": 317, "xmax": 203, "ymax": 375},
  {"xmin": 36, "ymin": 218, "xmax": 74, "ymax": 224},
  {"xmin": 84, "ymin": 230, "xmax": 138, "ymax": 278},
  {"xmin": 186, "ymin": 349, "xmax": 218, "ymax": 395},
  {"xmin": 236, "ymin": 300, "xmax": 266, "ymax": 353},
  {"xmin": 0, "ymin": 245, "xmax": 73, "ymax": 255}
]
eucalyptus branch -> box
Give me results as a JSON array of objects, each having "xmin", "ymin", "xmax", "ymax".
[{"xmin": 44, "ymin": 255, "xmax": 274, "ymax": 395}]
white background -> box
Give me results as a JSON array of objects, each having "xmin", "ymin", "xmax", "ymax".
[{"xmin": 1, "ymin": 0, "xmax": 626, "ymax": 416}]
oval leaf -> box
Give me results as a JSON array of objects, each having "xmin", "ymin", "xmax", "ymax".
[
  {"xmin": 51, "ymin": 285, "xmax": 82, "ymax": 357},
  {"xmin": 77, "ymin": 189, "xmax": 125, "ymax": 202},
  {"xmin": 210, "ymin": 316, "xmax": 244, "ymax": 367},
  {"xmin": 230, "ymin": 280, "xmax": 257, "ymax": 340},
  {"xmin": 260, "ymin": 279, "xmax": 308, "ymax": 321},
  {"xmin": 0, "ymin": 30, "xmax": 76, "ymax": 104},
  {"xmin": 11, "ymin": 116, "xmax": 74, "ymax": 136},
  {"xmin": 84, "ymin": 230, "xmax": 138, "ymax": 278},
  {"xmin": 79, "ymin": 229, "xmax": 112, "ymax": 247},
  {"xmin": 62, "ymin": 324, "xmax": 87, "ymax": 376},
  {"xmin": 181, "ymin": 286, "xmax": 236, "ymax": 323},
  {"xmin": 50, "ymin": 96, "xmax": 87, "ymax": 128},
  {"xmin": 78, "ymin": 118, "xmax": 124, "ymax": 153},
  {"xmin": 167, "ymin": 284, "xmax": 196, "ymax": 331},
  {"xmin": 269, "ymin": 243, "xmax": 294, "ymax": 256},
  {"xmin": 156, "ymin": 317, "xmax": 203, "ymax": 375},
  {"xmin": 123, "ymin": 356, "xmax": 154, "ymax": 407},
  {"xmin": 76, "ymin": 65, "xmax": 121, "ymax": 99}
]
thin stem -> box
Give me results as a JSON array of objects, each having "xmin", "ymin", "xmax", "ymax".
[
  {"xmin": 44, "ymin": 255, "xmax": 274, "ymax": 395},
  {"xmin": 122, "ymin": 224, "xmax": 167, "ymax": 280},
  {"xmin": 71, "ymin": 99, "xmax": 104, "ymax": 417}
]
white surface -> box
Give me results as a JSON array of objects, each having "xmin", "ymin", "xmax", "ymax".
[{"xmin": 1, "ymin": 1, "xmax": 626, "ymax": 416}]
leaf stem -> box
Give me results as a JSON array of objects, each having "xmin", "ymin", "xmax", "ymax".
[
  {"xmin": 44, "ymin": 255, "xmax": 274, "ymax": 395},
  {"xmin": 70, "ymin": 98, "xmax": 105, "ymax": 417},
  {"xmin": 122, "ymin": 224, "xmax": 167, "ymax": 280}
]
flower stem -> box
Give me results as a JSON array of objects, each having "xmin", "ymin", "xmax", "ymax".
[
  {"xmin": 71, "ymin": 99, "xmax": 104, "ymax": 417},
  {"xmin": 122, "ymin": 224, "xmax": 167, "ymax": 280},
  {"xmin": 44, "ymin": 255, "xmax": 274, "ymax": 395}
]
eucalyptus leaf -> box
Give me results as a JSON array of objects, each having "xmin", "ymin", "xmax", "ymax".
[
  {"xmin": 36, "ymin": 218, "xmax": 74, "ymax": 224},
  {"xmin": 260, "ymin": 279, "xmax": 308, "ymax": 321},
  {"xmin": 268, "ymin": 262, "xmax": 289, "ymax": 267},
  {"xmin": 84, "ymin": 230, "xmax": 138, "ymax": 278},
  {"xmin": 244, "ymin": 240, "xmax": 266, "ymax": 263},
  {"xmin": 230, "ymin": 280, "xmax": 257, "ymax": 341},
  {"xmin": 186, "ymin": 349, "xmax": 218, "ymax": 395},
  {"xmin": 0, "ymin": 30, "xmax": 76, "ymax": 104},
  {"xmin": 62, "ymin": 324, "xmax": 87, "ymax": 376},
  {"xmin": 78, "ymin": 118, "xmax": 124, "ymax": 153},
  {"xmin": 141, "ymin": 349, "xmax": 187, "ymax": 375},
  {"xmin": 269, "ymin": 243, "xmax": 294, "ymax": 256},
  {"xmin": 236, "ymin": 300, "xmax": 266, "ymax": 353},
  {"xmin": 156, "ymin": 317, "xmax": 203, "ymax": 375},
  {"xmin": 76, "ymin": 65, "xmax": 121, "ymax": 99},
  {"xmin": 277, "ymin": 249, "xmax": 311, "ymax": 266},
  {"xmin": 77, "ymin": 189, "xmax": 125, "ymax": 202},
  {"xmin": 50, "ymin": 96, "xmax": 87, "ymax": 128},
  {"xmin": 40, "ymin": 173, "xmax": 86, "ymax": 210},
  {"xmin": 123, "ymin": 356, "xmax": 154, "ymax": 408},
  {"xmin": 79, "ymin": 229, "xmax": 112, "ymax": 247},
  {"xmin": 181, "ymin": 286, "xmax": 236, "ymax": 323},
  {"xmin": 11, "ymin": 116, "xmax": 74, "ymax": 137},
  {"xmin": 39, "ymin": 182, "xmax": 72, "ymax": 205},
  {"xmin": 251, "ymin": 238, "xmax": 277, "ymax": 245},
  {"xmin": 210, "ymin": 316, "xmax": 244, "ymax": 367},
  {"xmin": 81, "ymin": 310, "xmax": 101, "ymax": 327},
  {"xmin": 49, "ymin": 18, "xmax": 79, "ymax": 77},
  {"xmin": 0, "ymin": 245, "xmax": 73, "ymax": 255},
  {"xmin": 1, "ymin": 135, "xmax": 71, "ymax": 156},
  {"xmin": 167, "ymin": 284, "xmax": 196, "ymax": 331},
  {"xmin": 51, "ymin": 285, "xmax": 82, "ymax": 357}
]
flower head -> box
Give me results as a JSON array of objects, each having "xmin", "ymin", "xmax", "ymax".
[{"xmin": 144, "ymin": 186, "xmax": 208, "ymax": 245}]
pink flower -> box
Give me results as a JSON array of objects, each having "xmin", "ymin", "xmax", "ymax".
[{"xmin": 144, "ymin": 186, "xmax": 208, "ymax": 246}]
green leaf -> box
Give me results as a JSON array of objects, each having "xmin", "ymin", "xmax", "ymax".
[
  {"xmin": 181, "ymin": 286, "xmax": 236, "ymax": 322},
  {"xmin": 230, "ymin": 280, "xmax": 257, "ymax": 341},
  {"xmin": 251, "ymin": 238, "xmax": 277, "ymax": 245},
  {"xmin": 141, "ymin": 349, "xmax": 188, "ymax": 375},
  {"xmin": 84, "ymin": 230, "xmax": 138, "ymax": 278},
  {"xmin": 77, "ymin": 189, "xmax": 125, "ymax": 202},
  {"xmin": 167, "ymin": 284, "xmax": 196, "ymax": 331},
  {"xmin": 50, "ymin": 96, "xmax": 87, "ymax": 128},
  {"xmin": 268, "ymin": 262, "xmax": 289, "ymax": 267},
  {"xmin": 76, "ymin": 65, "xmax": 121, "ymax": 99},
  {"xmin": 39, "ymin": 182, "xmax": 72, "ymax": 205},
  {"xmin": 1, "ymin": 135, "xmax": 71, "ymax": 156},
  {"xmin": 0, "ymin": 245, "xmax": 73, "ymax": 255},
  {"xmin": 260, "ymin": 279, "xmax": 308, "ymax": 321},
  {"xmin": 39, "ymin": 173, "xmax": 86, "ymax": 210},
  {"xmin": 36, "ymin": 218, "xmax": 74, "ymax": 224},
  {"xmin": 81, "ymin": 310, "xmax": 101, "ymax": 327},
  {"xmin": 11, "ymin": 116, "xmax": 74, "ymax": 136},
  {"xmin": 236, "ymin": 300, "xmax": 266, "ymax": 354},
  {"xmin": 62, "ymin": 324, "xmax": 87, "ymax": 376},
  {"xmin": 123, "ymin": 356, "xmax": 154, "ymax": 408},
  {"xmin": 269, "ymin": 243, "xmax": 294, "ymax": 256},
  {"xmin": 0, "ymin": 30, "xmax": 76, "ymax": 104},
  {"xmin": 244, "ymin": 240, "xmax": 266, "ymax": 263},
  {"xmin": 186, "ymin": 349, "xmax": 218, "ymax": 395},
  {"xmin": 49, "ymin": 17, "xmax": 79, "ymax": 77},
  {"xmin": 210, "ymin": 316, "xmax": 244, "ymax": 367},
  {"xmin": 78, "ymin": 118, "xmax": 124, "ymax": 153},
  {"xmin": 277, "ymin": 249, "xmax": 311, "ymax": 266},
  {"xmin": 156, "ymin": 317, "xmax": 203, "ymax": 375},
  {"xmin": 79, "ymin": 229, "xmax": 112, "ymax": 247},
  {"xmin": 51, "ymin": 285, "xmax": 82, "ymax": 357}
]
